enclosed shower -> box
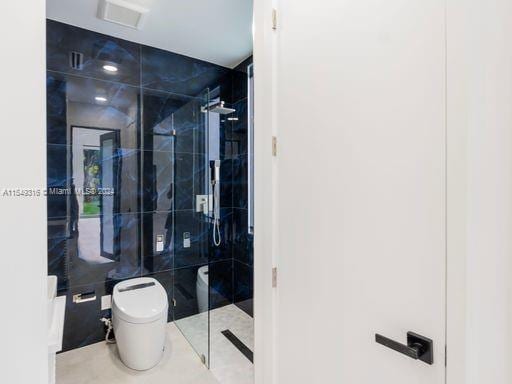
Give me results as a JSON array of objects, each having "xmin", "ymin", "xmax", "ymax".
[{"xmin": 46, "ymin": 17, "xmax": 254, "ymax": 384}]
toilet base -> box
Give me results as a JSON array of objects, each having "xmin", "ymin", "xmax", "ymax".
[{"xmin": 113, "ymin": 314, "xmax": 167, "ymax": 371}]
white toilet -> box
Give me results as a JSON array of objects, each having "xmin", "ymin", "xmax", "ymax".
[
  {"xmin": 112, "ymin": 277, "xmax": 168, "ymax": 371},
  {"xmin": 196, "ymin": 265, "xmax": 209, "ymax": 313}
]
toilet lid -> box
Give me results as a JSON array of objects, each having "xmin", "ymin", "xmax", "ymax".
[{"xmin": 113, "ymin": 277, "xmax": 168, "ymax": 324}]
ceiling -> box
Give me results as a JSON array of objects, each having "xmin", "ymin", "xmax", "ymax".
[{"xmin": 46, "ymin": 0, "xmax": 253, "ymax": 68}]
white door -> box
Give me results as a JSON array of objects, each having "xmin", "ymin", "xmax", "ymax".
[{"xmin": 275, "ymin": 1, "xmax": 446, "ymax": 383}]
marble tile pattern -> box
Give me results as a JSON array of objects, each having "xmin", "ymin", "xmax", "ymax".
[
  {"xmin": 209, "ymin": 260, "xmax": 234, "ymax": 310},
  {"xmin": 141, "ymin": 45, "xmax": 231, "ymax": 97},
  {"xmin": 234, "ymin": 260, "xmax": 254, "ymax": 317},
  {"xmin": 47, "ymin": 20, "xmax": 140, "ymax": 85},
  {"xmin": 47, "ymin": 19, "xmax": 253, "ymax": 352},
  {"xmin": 230, "ymin": 58, "xmax": 254, "ymax": 318},
  {"xmin": 209, "ymin": 305, "xmax": 254, "ymax": 384},
  {"xmin": 177, "ymin": 304, "xmax": 254, "ymax": 384}
]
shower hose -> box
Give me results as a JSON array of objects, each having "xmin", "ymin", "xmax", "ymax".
[{"xmin": 212, "ymin": 181, "xmax": 221, "ymax": 247}]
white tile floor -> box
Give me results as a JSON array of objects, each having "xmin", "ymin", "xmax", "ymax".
[
  {"xmin": 210, "ymin": 305, "xmax": 254, "ymax": 384},
  {"xmin": 56, "ymin": 323, "xmax": 219, "ymax": 384},
  {"xmin": 56, "ymin": 305, "xmax": 254, "ymax": 384},
  {"xmin": 177, "ymin": 304, "xmax": 254, "ymax": 384}
]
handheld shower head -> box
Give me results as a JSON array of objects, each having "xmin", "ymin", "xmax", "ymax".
[
  {"xmin": 210, "ymin": 160, "xmax": 222, "ymax": 247},
  {"xmin": 210, "ymin": 160, "xmax": 221, "ymax": 185}
]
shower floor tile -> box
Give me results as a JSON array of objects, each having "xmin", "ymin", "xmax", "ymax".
[
  {"xmin": 56, "ymin": 323, "xmax": 219, "ymax": 384},
  {"xmin": 176, "ymin": 304, "xmax": 254, "ymax": 384},
  {"xmin": 209, "ymin": 305, "xmax": 254, "ymax": 384}
]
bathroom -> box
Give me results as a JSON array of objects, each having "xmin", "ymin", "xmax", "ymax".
[
  {"xmin": 46, "ymin": 1, "xmax": 254, "ymax": 383},
  {"xmin": 8, "ymin": 1, "xmax": 512, "ymax": 384}
]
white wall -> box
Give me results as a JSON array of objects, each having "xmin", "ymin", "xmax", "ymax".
[
  {"xmin": 0, "ymin": 1, "xmax": 47, "ymax": 383},
  {"xmin": 447, "ymin": 1, "xmax": 512, "ymax": 383},
  {"xmin": 253, "ymin": 0, "xmax": 278, "ymax": 383}
]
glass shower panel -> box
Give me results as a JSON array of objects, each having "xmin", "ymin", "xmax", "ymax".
[{"xmin": 173, "ymin": 88, "xmax": 211, "ymax": 366}]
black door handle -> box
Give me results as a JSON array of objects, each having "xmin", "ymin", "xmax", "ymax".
[{"xmin": 375, "ymin": 332, "xmax": 433, "ymax": 365}]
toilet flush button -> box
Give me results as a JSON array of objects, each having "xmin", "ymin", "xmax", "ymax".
[{"xmin": 101, "ymin": 295, "xmax": 112, "ymax": 310}]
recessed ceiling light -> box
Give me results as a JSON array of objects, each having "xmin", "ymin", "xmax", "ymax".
[
  {"xmin": 103, "ymin": 64, "xmax": 118, "ymax": 72},
  {"xmin": 95, "ymin": 96, "xmax": 108, "ymax": 102}
]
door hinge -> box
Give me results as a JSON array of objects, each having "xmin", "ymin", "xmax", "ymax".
[
  {"xmin": 272, "ymin": 267, "xmax": 278, "ymax": 287},
  {"xmin": 272, "ymin": 9, "xmax": 278, "ymax": 30},
  {"xmin": 272, "ymin": 136, "xmax": 277, "ymax": 156},
  {"xmin": 172, "ymin": 298, "xmax": 177, "ymax": 307}
]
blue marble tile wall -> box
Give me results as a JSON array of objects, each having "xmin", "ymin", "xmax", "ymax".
[
  {"xmin": 231, "ymin": 57, "xmax": 254, "ymax": 317},
  {"xmin": 46, "ymin": 19, "xmax": 251, "ymax": 351}
]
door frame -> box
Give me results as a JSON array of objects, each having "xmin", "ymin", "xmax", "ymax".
[
  {"xmin": 98, "ymin": 130, "xmax": 121, "ymax": 260},
  {"xmin": 253, "ymin": 1, "xmax": 278, "ymax": 383},
  {"xmin": 70, "ymin": 125, "xmax": 122, "ymax": 260}
]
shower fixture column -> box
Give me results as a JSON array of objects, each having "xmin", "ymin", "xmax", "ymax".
[{"xmin": 210, "ymin": 160, "xmax": 221, "ymax": 247}]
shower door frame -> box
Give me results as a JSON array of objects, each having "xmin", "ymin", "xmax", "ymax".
[{"xmin": 170, "ymin": 88, "xmax": 212, "ymax": 367}]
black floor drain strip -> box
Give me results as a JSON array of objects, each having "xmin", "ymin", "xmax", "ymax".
[{"xmin": 221, "ymin": 330, "xmax": 254, "ymax": 363}]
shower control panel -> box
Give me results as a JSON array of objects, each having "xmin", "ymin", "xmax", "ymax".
[
  {"xmin": 183, "ymin": 232, "xmax": 191, "ymax": 248},
  {"xmin": 196, "ymin": 194, "xmax": 212, "ymax": 215},
  {"xmin": 156, "ymin": 235, "xmax": 164, "ymax": 252}
]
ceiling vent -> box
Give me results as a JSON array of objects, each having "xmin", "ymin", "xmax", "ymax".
[{"xmin": 98, "ymin": 0, "xmax": 149, "ymax": 30}]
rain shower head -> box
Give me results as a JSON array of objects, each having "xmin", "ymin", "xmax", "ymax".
[{"xmin": 202, "ymin": 101, "xmax": 236, "ymax": 115}]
